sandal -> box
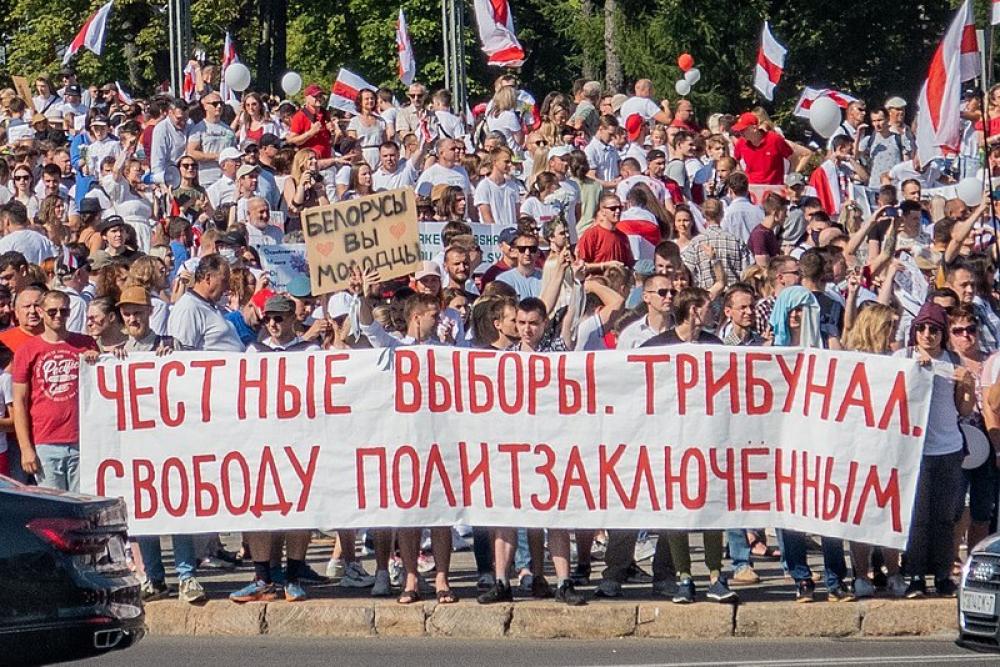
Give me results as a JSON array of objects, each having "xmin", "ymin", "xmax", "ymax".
[
  {"xmin": 436, "ymin": 589, "xmax": 458, "ymax": 604},
  {"xmin": 749, "ymin": 539, "xmax": 781, "ymax": 560},
  {"xmin": 397, "ymin": 589, "xmax": 421, "ymax": 605}
]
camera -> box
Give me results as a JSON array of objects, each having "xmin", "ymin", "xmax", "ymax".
[{"xmin": 309, "ymin": 171, "xmax": 324, "ymax": 184}]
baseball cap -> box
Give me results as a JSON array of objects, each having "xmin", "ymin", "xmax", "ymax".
[
  {"xmin": 65, "ymin": 84, "xmax": 82, "ymax": 96},
  {"xmin": 610, "ymin": 94, "xmax": 628, "ymax": 113},
  {"xmin": 498, "ymin": 227, "xmax": 518, "ymax": 245},
  {"xmin": 286, "ymin": 274, "xmax": 313, "ymax": 298},
  {"xmin": 547, "ymin": 145, "xmax": 573, "ymax": 159},
  {"xmin": 118, "ymin": 286, "xmax": 151, "ymax": 307},
  {"xmin": 731, "ymin": 112, "xmax": 759, "ymax": 133},
  {"xmin": 259, "ymin": 132, "xmax": 281, "ymax": 148},
  {"xmin": 885, "ymin": 96, "xmax": 907, "ymax": 109},
  {"xmin": 218, "ymin": 147, "xmax": 243, "ymax": 164},
  {"xmin": 625, "ymin": 114, "xmax": 644, "ymax": 142},
  {"xmin": 414, "ymin": 261, "xmax": 442, "ymax": 281},
  {"xmin": 263, "ymin": 294, "xmax": 296, "ymax": 314},
  {"xmin": 216, "ymin": 230, "xmax": 245, "ymax": 248},
  {"xmin": 326, "ymin": 292, "xmax": 353, "ymax": 320},
  {"xmin": 79, "ymin": 197, "xmax": 102, "ymax": 215},
  {"xmin": 304, "ymin": 84, "xmax": 324, "ymax": 98},
  {"xmin": 97, "ymin": 215, "xmax": 126, "ymax": 233},
  {"xmin": 784, "ymin": 172, "xmax": 806, "ymax": 188},
  {"xmin": 89, "ymin": 114, "xmax": 110, "ymax": 126},
  {"xmin": 236, "ymin": 164, "xmax": 259, "ymax": 179}
]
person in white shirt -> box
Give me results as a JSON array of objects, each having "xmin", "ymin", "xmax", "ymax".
[
  {"xmin": 545, "ymin": 145, "xmax": 582, "ymax": 232},
  {"xmin": 186, "ymin": 92, "xmax": 238, "ymax": 187},
  {"xmin": 32, "ymin": 76, "xmax": 64, "ymax": 125},
  {"xmin": 372, "ymin": 141, "xmax": 423, "ymax": 191},
  {"xmin": 150, "ymin": 98, "xmax": 189, "ymax": 184},
  {"xmin": 484, "ymin": 86, "xmax": 524, "ymax": 150},
  {"xmin": 721, "ymin": 172, "xmax": 764, "ymax": 243},
  {"xmin": 206, "ymin": 147, "xmax": 244, "ymax": 209},
  {"xmin": 241, "ymin": 197, "xmax": 283, "ymax": 249},
  {"xmin": 167, "ymin": 254, "xmax": 244, "ymax": 352},
  {"xmin": 618, "ymin": 273, "xmax": 674, "ymax": 349},
  {"xmin": 54, "ymin": 246, "xmax": 91, "ymax": 334},
  {"xmin": 0, "ymin": 202, "xmax": 56, "ymax": 264},
  {"xmin": 431, "ymin": 89, "xmax": 467, "ymax": 144},
  {"xmin": 376, "ymin": 88, "xmax": 398, "ymax": 142},
  {"xmin": 584, "ymin": 115, "xmax": 621, "ymax": 186},
  {"xmin": 474, "ymin": 147, "xmax": 520, "ymax": 227},
  {"xmin": 618, "ymin": 79, "xmax": 672, "ymax": 128},
  {"xmin": 83, "ymin": 115, "xmax": 122, "ymax": 177},
  {"xmin": 415, "ymin": 138, "xmax": 472, "ymax": 201}
]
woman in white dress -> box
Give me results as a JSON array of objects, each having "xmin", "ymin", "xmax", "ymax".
[
  {"xmin": 347, "ymin": 89, "xmax": 387, "ymax": 171},
  {"xmin": 103, "ymin": 144, "xmax": 155, "ymax": 252}
]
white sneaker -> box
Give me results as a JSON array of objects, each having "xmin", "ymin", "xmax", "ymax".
[
  {"xmin": 371, "ymin": 570, "xmax": 392, "ymax": 597},
  {"xmin": 341, "ymin": 561, "xmax": 376, "ymax": 588},
  {"xmin": 326, "ymin": 557, "xmax": 345, "ymax": 581},
  {"xmin": 887, "ymin": 574, "xmax": 907, "ymax": 598},
  {"xmin": 389, "ymin": 558, "xmax": 404, "ymax": 587},
  {"xmin": 634, "ymin": 537, "xmax": 657, "ymax": 562},
  {"xmin": 179, "ymin": 577, "xmax": 206, "ymax": 604}
]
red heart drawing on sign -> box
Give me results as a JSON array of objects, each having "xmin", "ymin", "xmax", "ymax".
[
  {"xmin": 316, "ymin": 242, "xmax": 334, "ymax": 256},
  {"xmin": 389, "ymin": 222, "xmax": 407, "ymax": 239}
]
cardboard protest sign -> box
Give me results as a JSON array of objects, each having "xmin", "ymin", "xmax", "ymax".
[
  {"xmin": 418, "ymin": 221, "xmax": 501, "ymax": 271},
  {"xmin": 81, "ymin": 346, "xmax": 932, "ymax": 548},
  {"xmin": 258, "ymin": 243, "xmax": 308, "ymax": 292},
  {"xmin": 11, "ymin": 76, "xmax": 35, "ymax": 111},
  {"xmin": 301, "ymin": 189, "xmax": 420, "ymax": 295}
]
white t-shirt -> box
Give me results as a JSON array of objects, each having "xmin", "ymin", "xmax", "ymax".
[
  {"xmin": 574, "ymin": 313, "xmax": 607, "ymax": 351},
  {"xmin": 206, "ymin": 175, "xmax": 237, "ymax": 209},
  {"xmin": 0, "ymin": 229, "xmax": 57, "ymax": 264},
  {"xmin": 167, "ymin": 291, "xmax": 245, "ymax": 352},
  {"xmin": 373, "ymin": 160, "xmax": 418, "ymax": 191},
  {"xmin": 187, "ymin": 119, "xmax": 237, "ymax": 186},
  {"xmin": 415, "ymin": 163, "xmax": 472, "ymax": 198},
  {"xmin": 616, "ymin": 175, "xmax": 667, "ymax": 204},
  {"xmin": 347, "ymin": 115, "xmax": 387, "ymax": 170},
  {"xmin": 485, "ymin": 110, "xmax": 522, "ymax": 147},
  {"xmin": 520, "ymin": 197, "xmax": 560, "ymax": 231},
  {"xmin": 434, "ymin": 110, "xmax": 467, "ymax": 141},
  {"xmin": 474, "ymin": 177, "xmax": 520, "ymax": 227},
  {"xmin": 891, "ymin": 348, "xmax": 963, "ymax": 456},
  {"xmin": 619, "ymin": 97, "xmax": 661, "ymax": 126}
]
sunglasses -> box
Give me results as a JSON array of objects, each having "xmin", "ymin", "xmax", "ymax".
[
  {"xmin": 515, "ymin": 245, "xmax": 539, "ymax": 254},
  {"xmin": 645, "ymin": 288, "xmax": 677, "ymax": 298},
  {"xmin": 206, "ymin": 101, "xmax": 223, "ymax": 107},
  {"xmin": 13, "ymin": 175, "xmax": 30, "ymax": 181},
  {"xmin": 915, "ymin": 323, "xmax": 942, "ymax": 335},
  {"xmin": 244, "ymin": 147, "xmax": 259, "ymax": 154},
  {"xmin": 533, "ymin": 139, "xmax": 549, "ymax": 147},
  {"xmin": 602, "ymin": 205, "xmax": 622, "ymax": 212},
  {"xmin": 180, "ymin": 163, "xmax": 197, "ymax": 169},
  {"xmin": 951, "ymin": 325, "xmax": 977, "ymax": 336},
  {"xmin": 45, "ymin": 307, "xmax": 70, "ymax": 318},
  {"xmin": 263, "ymin": 315, "xmax": 285, "ymax": 324}
]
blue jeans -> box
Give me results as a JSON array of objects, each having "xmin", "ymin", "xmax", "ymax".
[
  {"xmin": 35, "ymin": 444, "xmax": 80, "ymax": 492},
  {"xmin": 726, "ymin": 529, "xmax": 752, "ymax": 571},
  {"xmin": 138, "ymin": 535, "xmax": 198, "ymax": 583},
  {"xmin": 515, "ymin": 528, "xmax": 530, "ymax": 572},
  {"xmin": 778, "ymin": 529, "xmax": 847, "ymax": 590}
]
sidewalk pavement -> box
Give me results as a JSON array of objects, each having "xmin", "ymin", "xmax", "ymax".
[{"xmin": 141, "ymin": 533, "xmax": 959, "ymax": 640}]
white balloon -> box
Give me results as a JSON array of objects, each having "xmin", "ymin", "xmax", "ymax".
[
  {"xmin": 281, "ymin": 71, "xmax": 302, "ymax": 96},
  {"xmin": 809, "ymin": 96, "xmax": 841, "ymax": 138},
  {"xmin": 683, "ymin": 68, "xmax": 701, "ymax": 86},
  {"xmin": 224, "ymin": 63, "xmax": 252, "ymax": 92},
  {"xmin": 674, "ymin": 79, "xmax": 691, "ymax": 96},
  {"xmin": 956, "ymin": 176, "xmax": 984, "ymax": 207}
]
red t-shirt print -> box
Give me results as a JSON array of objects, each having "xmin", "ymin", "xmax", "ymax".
[{"xmin": 12, "ymin": 333, "xmax": 98, "ymax": 445}]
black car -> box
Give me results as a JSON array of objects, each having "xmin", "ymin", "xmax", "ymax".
[
  {"xmin": 958, "ymin": 531, "xmax": 1000, "ymax": 651},
  {"xmin": 0, "ymin": 476, "xmax": 145, "ymax": 665}
]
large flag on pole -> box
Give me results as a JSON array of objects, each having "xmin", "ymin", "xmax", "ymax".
[
  {"xmin": 329, "ymin": 68, "xmax": 376, "ymax": 114},
  {"xmin": 473, "ymin": 0, "xmax": 525, "ymax": 68},
  {"xmin": 219, "ymin": 32, "xmax": 240, "ymax": 104},
  {"xmin": 397, "ymin": 8, "xmax": 417, "ymax": 86},
  {"xmin": 915, "ymin": 0, "xmax": 980, "ymax": 165},
  {"xmin": 753, "ymin": 21, "xmax": 786, "ymax": 101},
  {"xmin": 63, "ymin": 0, "xmax": 114, "ymax": 65},
  {"xmin": 992, "ymin": 0, "xmax": 1000, "ymax": 25}
]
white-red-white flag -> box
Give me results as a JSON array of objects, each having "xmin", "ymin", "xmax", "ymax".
[
  {"xmin": 181, "ymin": 62, "xmax": 197, "ymax": 102},
  {"xmin": 916, "ymin": 0, "xmax": 980, "ymax": 165},
  {"xmin": 329, "ymin": 68, "xmax": 376, "ymax": 114},
  {"xmin": 219, "ymin": 32, "xmax": 240, "ymax": 104},
  {"xmin": 793, "ymin": 87, "xmax": 858, "ymax": 119},
  {"xmin": 992, "ymin": 0, "xmax": 1000, "ymax": 25},
  {"xmin": 473, "ymin": 0, "xmax": 525, "ymax": 68},
  {"xmin": 753, "ymin": 21, "xmax": 786, "ymax": 101},
  {"xmin": 115, "ymin": 81, "xmax": 133, "ymax": 105},
  {"xmin": 63, "ymin": 0, "xmax": 114, "ymax": 65},
  {"xmin": 397, "ymin": 8, "xmax": 417, "ymax": 86}
]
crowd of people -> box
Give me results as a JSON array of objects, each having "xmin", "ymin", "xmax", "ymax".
[{"xmin": 0, "ymin": 61, "xmax": 998, "ymax": 609}]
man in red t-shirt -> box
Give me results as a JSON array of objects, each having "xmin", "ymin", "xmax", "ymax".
[
  {"xmin": 576, "ymin": 194, "xmax": 636, "ymax": 269},
  {"xmin": 732, "ymin": 112, "xmax": 794, "ymax": 185},
  {"xmin": 0, "ymin": 285, "xmax": 44, "ymax": 354},
  {"xmin": 11, "ymin": 290, "xmax": 97, "ymax": 492},
  {"xmin": 287, "ymin": 84, "xmax": 337, "ymax": 167}
]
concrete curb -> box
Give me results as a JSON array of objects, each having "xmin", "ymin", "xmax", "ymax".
[{"xmin": 144, "ymin": 598, "xmax": 958, "ymax": 639}]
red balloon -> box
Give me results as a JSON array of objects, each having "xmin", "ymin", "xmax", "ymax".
[{"xmin": 677, "ymin": 53, "xmax": 694, "ymax": 72}]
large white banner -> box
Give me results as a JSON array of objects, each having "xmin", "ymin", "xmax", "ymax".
[{"xmin": 80, "ymin": 347, "xmax": 933, "ymax": 548}]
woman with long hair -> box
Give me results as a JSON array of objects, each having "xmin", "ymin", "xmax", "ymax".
[
  {"xmin": 103, "ymin": 146, "xmax": 155, "ymax": 252},
  {"xmin": 232, "ymin": 92, "xmax": 280, "ymax": 145},
  {"xmin": 485, "ymin": 86, "xmax": 524, "ymax": 150},
  {"xmin": 173, "ymin": 154, "xmax": 214, "ymax": 224},
  {"xmin": 283, "ymin": 148, "xmax": 330, "ymax": 228},
  {"xmin": 521, "ymin": 171, "xmax": 561, "ymax": 235},
  {"xmin": 87, "ymin": 297, "xmax": 128, "ymax": 352},
  {"xmin": 347, "ymin": 89, "xmax": 387, "ymax": 170},
  {"xmin": 569, "ymin": 150, "xmax": 601, "ymax": 235},
  {"xmin": 841, "ymin": 303, "xmax": 907, "ymax": 598},
  {"xmin": 11, "ymin": 164, "xmax": 40, "ymax": 220},
  {"xmin": 341, "ymin": 162, "xmax": 374, "ymax": 201},
  {"xmin": 625, "ymin": 183, "xmax": 673, "ymax": 243},
  {"xmin": 36, "ymin": 194, "xmax": 67, "ymax": 247},
  {"xmin": 127, "ymin": 255, "xmax": 172, "ymax": 335},
  {"xmin": 434, "ymin": 185, "xmax": 467, "ymax": 221}
]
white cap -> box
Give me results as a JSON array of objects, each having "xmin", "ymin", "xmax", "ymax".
[
  {"xmin": 218, "ymin": 147, "xmax": 243, "ymax": 164},
  {"xmin": 548, "ymin": 145, "xmax": 573, "ymax": 159},
  {"xmin": 326, "ymin": 292, "xmax": 353, "ymax": 319},
  {"xmin": 885, "ymin": 96, "xmax": 907, "ymax": 109}
]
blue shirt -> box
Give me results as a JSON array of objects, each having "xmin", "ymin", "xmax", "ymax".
[{"xmin": 496, "ymin": 268, "xmax": 543, "ymax": 300}]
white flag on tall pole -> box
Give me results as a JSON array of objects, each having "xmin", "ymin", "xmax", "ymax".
[
  {"xmin": 63, "ymin": 0, "xmax": 114, "ymax": 65},
  {"xmin": 753, "ymin": 21, "xmax": 786, "ymax": 101},
  {"xmin": 473, "ymin": 0, "xmax": 525, "ymax": 68},
  {"xmin": 992, "ymin": 0, "xmax": 1000, "ymax": 26},
  {"xmin": 915, "ymin": 0, "xmax": 980, "ymax": 165},
  {"xmin": 397, "ymin": 8, "xmax": 417, "ymax": 86}
]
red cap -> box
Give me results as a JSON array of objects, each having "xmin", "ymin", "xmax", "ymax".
[
  {"xmin": 731, "ymin": 112, "xmax": 759, "ymax": 133},
  {"xmin": 625, "ymin": 114, "xmax": 644, "ymax": 142},
  {"xmin": 303, "ymin": 84, "xmax": 324, "ymax": 98},
  {"xmin": 250, "ymin": 287, "xmax": 277, "ymax": 311}
]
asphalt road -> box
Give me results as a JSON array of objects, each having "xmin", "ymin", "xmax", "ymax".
[{"xmin": 73, "ymin": 637, "xmax": 998, "ymax": 667}]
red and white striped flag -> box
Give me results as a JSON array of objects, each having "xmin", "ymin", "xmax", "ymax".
[
  {"xmin": 63, "ymin": 0, "xmax": 114, "ymax": 65},
  {"xmin": 993, "ymin": 0, "xmax": 1000, "ymax": 25},
  {"xmin": 115, "ymin": 81, "xmax": 133, "ymax": 105},
  {"xmin": 473, "ymin": 0, "xmax": 525, "ymax": 68},
  {"xmin": 753, "ymin": 21, "xmax": 786, "ymax": 101},
  {"xmin": 792, "ymin": 87, "xmax": 858, "ymax": 119},
  {"xmin": 329, "ymin": 68, "xmax": 376, "ymax": 114},
  {"xmin": 219, "ymin": 32, "xmax": 240, "ymax": 104},
  {"xmin": 397, "ymin": 8, "xmax": 417, "ymax": 86},
  {"xmin": 181, "ymin": 62, "xmax": 197, "ymax": 102},
  {"xmin": 916, "ymin": 0, "xmax": 980, "ymax": 164}
]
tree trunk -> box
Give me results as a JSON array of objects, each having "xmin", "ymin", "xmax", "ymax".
[
  {"xmin": 604, "ymin": 0, "xmax": 623, "ymax": 93},
  {"xmin": 271, "ymin": 0, "xmax": 287, "ymax": 93},
  {"xmin": 580, "ymin": 0, "xmax": 597, "ymax": 81},
  {"xmin": 257, "ymin": 0, "xmax": 273, "ymax": 95}
]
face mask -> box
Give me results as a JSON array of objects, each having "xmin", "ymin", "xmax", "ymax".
[{"xmin": 219, "ymin": 248, "xmax": 237, "ymax": 264}]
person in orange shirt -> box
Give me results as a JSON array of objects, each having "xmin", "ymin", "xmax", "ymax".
[{"xmin": 0, "ymin": 285, "xmax": 44, "ymax": 354}]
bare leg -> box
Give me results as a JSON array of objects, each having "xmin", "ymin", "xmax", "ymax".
[
  {"xmin": 338, "ymin": 530, "xmax": 357, "ymax": 563},
  {"xmin": 431, "ymin": 526, "xmax": 452, "ymax": 592},
  {"xmin": 397, "ymin": 527, "xmax": 422, "ymax": 594},
  {"xmin": 849, "ymin": 542, "xmax": 872, "ymax": 581},
  {"xmin": 373, "ymin": 528, "xmax": 393, "ymax": 572},
  {"xmin": 493, "ymin": 527, "xmax": 517, "ymax": 580},
  {"xmin": 548, "ymin": 529, "xmax": 571, "ymax": 581}
]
